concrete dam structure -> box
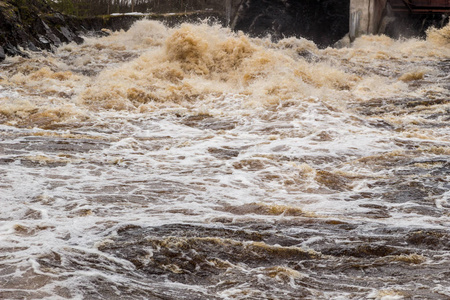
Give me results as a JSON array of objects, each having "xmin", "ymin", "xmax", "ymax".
[
  {"xmin": 350, "ymin": 0, "xmax": 450, "ymax": 41},
  {"xmin": 349, "ymin": 0, "xmax": 388, "ymax": 41}
]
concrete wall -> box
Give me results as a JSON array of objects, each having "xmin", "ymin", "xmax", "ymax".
[{"xmin": 349, "ymin": 0, "xmax": 387, "ymax": 41}]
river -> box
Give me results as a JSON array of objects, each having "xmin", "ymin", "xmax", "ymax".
[{"xmin": 0, "ymin": 20, "xmax": 449, "ymax": 299}]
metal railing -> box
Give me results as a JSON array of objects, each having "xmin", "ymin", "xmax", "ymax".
[{"xmin": 390, "ymin": 0, "xmax": 450, "ymax": 13}]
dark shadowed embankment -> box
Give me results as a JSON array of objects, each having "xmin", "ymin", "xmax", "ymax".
[{"xmin": 0, "ymin": 0, "xmax": 225, "ymax": 61}]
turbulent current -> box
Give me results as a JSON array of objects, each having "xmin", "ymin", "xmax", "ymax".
[{"xmin": 0, "ymin": 20, "xmax": 450, "ymax": 299}]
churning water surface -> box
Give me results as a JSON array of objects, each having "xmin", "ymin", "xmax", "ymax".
[{"xmin": 0, "ymin": 20, "xmax": 450, "ymax": 299}]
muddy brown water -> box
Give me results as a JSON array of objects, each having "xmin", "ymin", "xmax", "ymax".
[{"xmin": 0, "ymin": 20, "xmax": 449, "ymax": 299}]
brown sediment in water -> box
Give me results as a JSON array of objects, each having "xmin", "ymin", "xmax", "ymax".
[
  {"xmin": 220, "ymin": 202, "xmax": 316, "ymax": 217},
  {"xmin": 426, "ymin": 22, "xmax": 450, "ymax": 46},
  {"xmin": 1, "ymin": 18, "xmax": 450, "ymax": 299},
  {"xmin": 399, "ymin": 70, "xmax": 426, "ymax": 82},
  {"xmin": 0, "ymin": 20, "xmax": 448, "ymax": 128},
  {"xmin": 78, "ymin": 22, "xmax": 360, "ymax": 110},
  {"xmin": 0, "ymin": 99, "xmax": 86, "ymax": 128}
]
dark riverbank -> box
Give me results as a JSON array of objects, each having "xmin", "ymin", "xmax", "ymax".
[
  {"xmin": 0, "ymin": 0, "xmax": 81, "ymax": 60},
  {"xmin": 0, "ymin": 0, "xmax": 225, "ymax": 61}
]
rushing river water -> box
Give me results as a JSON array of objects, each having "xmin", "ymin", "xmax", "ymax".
[{"xmin": 0, "ymin": 20, "xmax": 449, "ymax": 299}]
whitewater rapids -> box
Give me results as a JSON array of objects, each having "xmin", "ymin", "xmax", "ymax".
[{"xmin": 0, "ymin": 20, "xmax": 449, "ymax": 299}]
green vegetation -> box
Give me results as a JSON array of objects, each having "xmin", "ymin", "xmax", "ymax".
[
  {"xmin": 50, "ymin": 0, "xmax": 76, "ymax": 15},
  {"xmin": 0, "ymin": 1, "xmax": 18, "ymax": 21}
]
